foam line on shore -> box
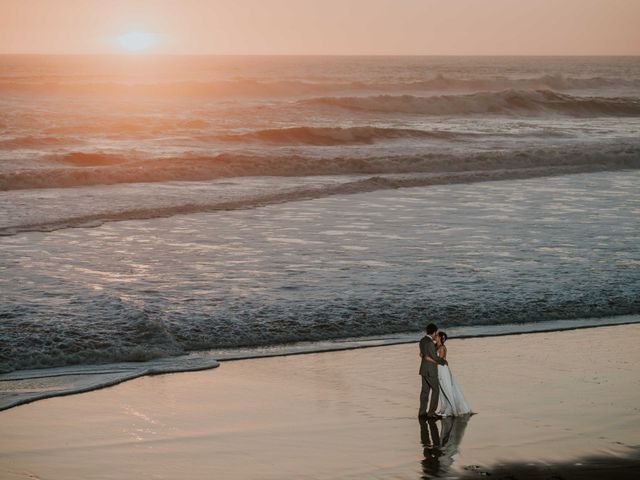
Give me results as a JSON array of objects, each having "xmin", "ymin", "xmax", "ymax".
[
  {"xmin": 1, "ymin": 315, "xmax": 638, "ymax": 413},
  {"xmin": 0, "ymin": 359, "xmax": 220, "ymax": 412},
  {"xmin": 209, "ymin": 315, "xmax": 640, "ymax": 362}
]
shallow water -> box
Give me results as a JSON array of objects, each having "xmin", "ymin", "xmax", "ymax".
[{"xmin": 2, "ymin": 170, "xmax": 639, "ymax": 375}]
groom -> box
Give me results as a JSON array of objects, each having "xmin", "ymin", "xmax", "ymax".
[{"xmin": 418, "ymin": 323, "xmax": 447, "ymax": 417}]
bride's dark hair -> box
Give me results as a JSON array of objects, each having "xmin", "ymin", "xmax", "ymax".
[{"xmin": 438, "ymin": 332, "xmax": 448, "ymax": 344}]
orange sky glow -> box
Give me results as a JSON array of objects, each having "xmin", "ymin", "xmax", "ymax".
[{"xmin": 1, "ymin": 0, "xmax": 639, "ymax": 55}]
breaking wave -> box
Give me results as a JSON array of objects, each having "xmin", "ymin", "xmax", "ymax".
[
  {"xmin": 1, "ymin": 142, "xmax": 639, "ymax": 193},
  {"xmin": 214, "ymin": 126, "xmax": 467, "ymax": 145},
  {"xmin": 2, "ymin": 143, "xmax": 640, "ymax": 235},
  {"xmin": 1, "ymin": 127, "xmax": 469, "ymax": 151},
  {"xmin": 1, "ymin": 290, "xmax": 639, "ymax": 375},
  {"xmin": 302, "ymin": 90, "xmax": 640, "ymax": 117},
  {"xmin": 392, "ymin": 73, "xmax": 640, "ymax": 92}
]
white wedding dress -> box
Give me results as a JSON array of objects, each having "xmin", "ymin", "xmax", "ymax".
[{"xmin": 437, "ymin": 354, "xmax": 471, "ymax": 416}]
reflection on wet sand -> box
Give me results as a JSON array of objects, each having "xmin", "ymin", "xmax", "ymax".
[{"xmin": 419, "ymin": 415, "xmax": 472, "ymax": 478}]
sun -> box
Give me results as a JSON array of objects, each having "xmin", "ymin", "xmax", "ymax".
[{"xmin": 117, "ymin": 31, "xmax": 156, "ymax": 53}]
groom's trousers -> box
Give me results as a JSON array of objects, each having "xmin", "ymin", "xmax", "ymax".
[{"xmin": 419, "ymin": 375, "xmax": 439, "ymax": 416}]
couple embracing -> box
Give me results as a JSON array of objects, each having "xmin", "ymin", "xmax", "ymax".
[{"xmin": 418, "ymin": 323, "xmax": 471, "ymax": 418}]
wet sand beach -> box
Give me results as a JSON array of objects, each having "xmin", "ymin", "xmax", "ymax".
[{"xmin": 1, "ymin": 323, "xmax": 639, "ymax": 479}]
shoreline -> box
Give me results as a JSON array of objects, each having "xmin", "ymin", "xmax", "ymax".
[
  {"xmin": 1, "ymin": 323, "xmax": 638, "ymax": 479},
  {"xmin": 1, "ymin": 314, "xmax": 639, "ymax": 413}
]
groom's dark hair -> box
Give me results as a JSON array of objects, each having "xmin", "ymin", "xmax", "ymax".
[{"xmin": 426, "ymin": 323, "xmax": 438, "ymax": 335}]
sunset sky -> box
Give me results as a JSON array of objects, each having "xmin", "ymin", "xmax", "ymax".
[{"xmin": 1, "ymin": 0, "xmax": 639, "ymax": 55}]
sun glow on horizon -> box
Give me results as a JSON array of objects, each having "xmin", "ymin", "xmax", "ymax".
[{"xmin": 117, "ymin": 31, "xmax": 156, "ymax": 53}]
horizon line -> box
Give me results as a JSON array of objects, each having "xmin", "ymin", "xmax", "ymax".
[{"xmin": 1, "ymin": 52, "xmax": 640, "ymax": 57}]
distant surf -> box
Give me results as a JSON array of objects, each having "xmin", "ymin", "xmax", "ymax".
[
  {"xmin": 1, "ymin": 142, "xmax": 639, "ymax": 192},
  {"xmin": 213, "ymin": 126, "xmax": 470, "ymax": 145},
  {"xmin": 302, "ymin": 90, "xmax": 640, "ymax": 117},
  {"xmin": 2, "ymin": 74, "xmax": 639, "ymax": 97}
]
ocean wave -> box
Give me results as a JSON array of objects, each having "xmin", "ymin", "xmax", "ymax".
[
  {"xmin": 1, "ymin": 283, "xmax": 639, "ymax": 375},
  {"xmin": 1, "ymin": 74, "xmax": 638, "ymax": 97},
  {"xmin": 302, "ymin": 90, "xmax": 640, "ymax": 117},
  {"xmin": 0, "ymin": 78, "xmax": 353, "ymax": 97},
  {"xmin": 398, "ymin": 73, "xmax": 640, "ymax": 92},
  {"xmin": 55, "ymin": 152, "xmax": 132, "ymax": 166},
  {"xmin": 0, "ymin": 135, "xmax": 84, "ymax": 149},
  {"xmin": 43, "ymin": 118, "xmax": 210, "ymax": 136},
  {"xmin": 3, "ymin": 126, "xmax": 466, "ymax": 150},
  {"xmin": 1, "ymin": 142, "xmax": 639, "ymax": 193},
  {"xmin": 214, "ymin": 126, "xmax": 466, "ymax": 145},
  {"xmin": 2, "ymin": 148, "xmax": 640, "ymax": 235},
  {"xmin": 0, "ymin": 301, "xmax": 185, "ymax": 375}
]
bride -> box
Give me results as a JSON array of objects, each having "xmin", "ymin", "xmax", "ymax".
[{"xmin": 435, "ymin": 332, "xmax": 472, "ymax": 416}]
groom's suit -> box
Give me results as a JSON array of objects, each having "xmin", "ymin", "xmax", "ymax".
[{"xmin": 419, "ymin": 335, "xmax": 446, "ymax": 416}]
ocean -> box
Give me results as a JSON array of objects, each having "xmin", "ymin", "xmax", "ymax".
[{"xmin": 1, "ymin": 55, "xmax": 639, "ymax": 403}]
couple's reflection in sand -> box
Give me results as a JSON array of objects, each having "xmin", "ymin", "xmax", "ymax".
[{"xmin": 419, "ymin": 414, "xmax": 472, "ymax": 478}]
